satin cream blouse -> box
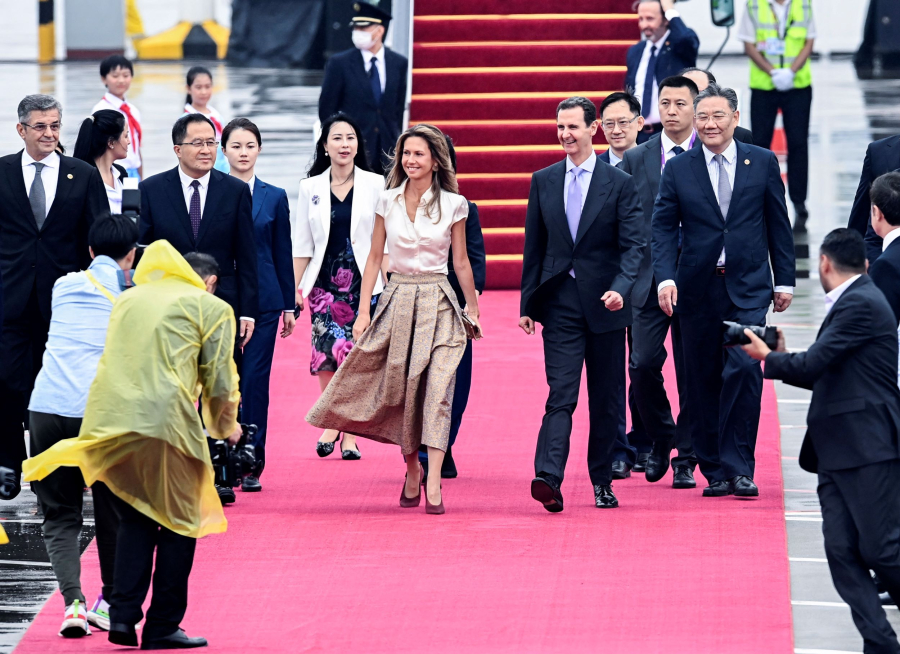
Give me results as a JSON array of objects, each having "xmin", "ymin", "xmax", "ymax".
[{"xmin": 375, "ymin": 181, "xmax": 468, "ymax": 275}]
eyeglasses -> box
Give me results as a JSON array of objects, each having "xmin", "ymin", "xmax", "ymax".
[
  {"xmin": 22, "ymin": 122, "xmax": 61, "ymax": 133},
  {"xmin": 694, "ymin": 112, "xmax": 734, "ymax": 125},
  {"xmin": 601, "ymin": 116, "xmax": 639, "ymax": 131},
  {"xmin": 179, "ymin": 140, "xmax": 219, "ymax": 149}
]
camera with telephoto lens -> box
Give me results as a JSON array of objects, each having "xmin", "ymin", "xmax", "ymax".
[
  {"xmin": 0, "ymin": 466, "xmax": 18, "ymax": 500},
  {"xmin": 722, "ymin": 321, "xmax": 779, "ymax": 349},
  {"xmin": 208, "ymin": 423, "xmax": 257, "ymax": 505}
]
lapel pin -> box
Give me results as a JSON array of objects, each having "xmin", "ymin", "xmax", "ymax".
[
  {"xmin": 67, "ymin": 173, "xmax": 73, "ymax": 179},
  {"xmin": 744, "ymin": 159, "xmax": 750, "ymax": 165},
  {"xmin": 312, "ymin": 195, "xmax": 319, "ymax": 205},
  {"xmin": 665, "ymin": 41, "xmax": 670, "ymax": 47}
]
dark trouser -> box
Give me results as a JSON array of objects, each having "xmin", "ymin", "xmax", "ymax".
[
  {"xmin": 750, "ymin": 86, "xmax": 812, "ymax": 206},
  {"xmin": 0, "ymin": 288, "xmax": 50, "ymax": 477},
  {"xmin": 420, "ymin": 338, "xmax": 473, "ymax": 464},
  {"xmin": 109, "ymin": 494, "xmax": 196, "ymax": 641},
  {"xmin": 678, "ymin": 276, "xmax": 766, "ymax": 483},
  {"xmin": 534, "ymin": 276, "xmax": 625, "ymax": 487},
  {"xmin": 29, "ymin": 411, "xmax": 120, "ymax": 606},
  {"xmin": 612, "ymin": 326, "xmax": 651, "ymax": 466},
  {"xmin": 629, "ymin": 297, "xmax": 696, "ymax": 468},
  {"xmin": 818, "ymin": 460, "xmax": 900, "ymax": 654},
  {"xmin": 241, "ymin": 310, "xmax": 281, "ymax": 476}
]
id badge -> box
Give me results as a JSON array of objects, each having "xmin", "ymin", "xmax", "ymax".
[{"xmin": 765, "ymin": 37, "xmax": 786, "ymax": 56}]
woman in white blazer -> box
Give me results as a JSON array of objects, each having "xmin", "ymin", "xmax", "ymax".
[{"xmin": 292, "ymin": 112, "xmax": 387, "ymax": 460}]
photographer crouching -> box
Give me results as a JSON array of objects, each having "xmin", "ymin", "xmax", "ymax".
[
  {"xmin": 742, "ymin": 228, "xmax": 900, "ymax": 652},
  {"xmin": 24, "ymin": 240, "xmax": 241, "ymax": 650}
]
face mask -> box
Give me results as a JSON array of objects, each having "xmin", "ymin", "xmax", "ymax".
[{"xmin": 352, "ymin": 30, "xmax": 374, "ymax": 50}]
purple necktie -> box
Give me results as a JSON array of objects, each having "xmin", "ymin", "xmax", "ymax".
[
  {"xmin": 189, "ymin": 179, "xmax": 201, "ymax": 239},
  {"xmin": 566, "ymin": 167, "xmax": 584, "ymax": 241}
]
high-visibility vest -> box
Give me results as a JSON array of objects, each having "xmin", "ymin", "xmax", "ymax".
[{"xmin": 748, "ymin": 0, "xmax": 813, "ymax": 90}]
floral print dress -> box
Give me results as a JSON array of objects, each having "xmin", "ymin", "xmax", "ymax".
[{"xmin": 309, "ymin": 189, "xmax": 376, "ymax": 375}]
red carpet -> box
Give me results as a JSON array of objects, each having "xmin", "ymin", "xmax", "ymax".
[
  {"xmin": 411, "ymin": 1, "xmax": 634, "ymax": 288},
  {"xmin": 14, "ymin": 292, "xmax": 793, "ymax": 653}
]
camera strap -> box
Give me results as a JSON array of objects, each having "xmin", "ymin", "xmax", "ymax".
[{"xmin": 84, "ymin": 270, "xmax": 117, "ymax": 305}]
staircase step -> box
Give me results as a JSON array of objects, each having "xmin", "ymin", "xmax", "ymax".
[
  {"xmin": 413, "ymin": 42, "xmax": 631, "ymax": 68},
  {"xmin": 415, "ymin": 0, "xmax": 629, "ymax": 14},
  {"xmin": 435, "ymin": 121, "xmax": 609, "ymax": 148},
  {"xmin": 485, "ymin": 257, "xmax": 524, "ymax": 289},
  {"xmin": 415, "ymin": 15, "xmax": 635, "ymax": 43},
  {"xmin": 475, "ymin": 203, "xmax": 527, "ymax": 228},
  {"xmin": 413, "ymin": 67, "xmax": 626, "ymax": 94},
  {"xmin": 411, "ymin": 93, "xmax": 614, "ymax": 121},
  {"xmin": 455, "ymin": 145, "xmax": 607, "ymax": 173},
  {"xmin": 483, "ymin": 228, "xmax": 525, "ymax": 254},
  {"xmin": 459, "ymin": 174, "xmax": 532, "ymax": 200}
]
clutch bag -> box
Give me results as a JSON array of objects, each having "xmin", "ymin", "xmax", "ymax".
[{"xmin": 461, "ymin": 312, "xmax": 482, "ymax": 340}]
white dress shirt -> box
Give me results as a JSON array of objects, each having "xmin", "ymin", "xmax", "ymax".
[
  {"xmin": 660, "ymin": 130, "xmax": 694, "ymax": 165},
  {"xmin": 178, "ymin": 166, "xmax": 210, "ymax": 216},
  {"xmin": 246, "ymin": 175, "xmax": 257, "ymax": 196},
  {"xmin": 607, "ymin": 150, "xmax": 623, "ymax": 167},
  {"xmin": 105, "ymin": 167, "xmax": 124, "ymax": 214},
  {"xmin": 92, "ymin": 92, "xmax": 142, "ymax": 170},
  {"xmin": 22, "ymin": 150, "xmax": 60, "ymax": 216},
  {"xmin": 363, "ymin": 47, "xmax": 387, "ymax": 94},
  {"xmin": 738, "ymin": 0, "xmax": 817, "ymax": 44},
  {"xmin": 633, "ymin": 29, "xmax": 670, "ymax": 125},
  {"xmin": 823, "ymin": 274, "xmax": 861, "ymax": 315},
  {"xmin": 883, "ymin": 227, "xmax": 900, "ymax": 253},
  {"xmin": 658, "ymin": 139, "xmax": 792, "ymax": 294}
]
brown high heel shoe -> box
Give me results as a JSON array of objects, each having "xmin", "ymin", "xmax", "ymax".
[
  {"xmin": 425, "ymin": 488, "xmax": 445, "ymax": 515},
  {"xmin": 400, "ymin": 471, "xmax": 421, "ymax": 508}
]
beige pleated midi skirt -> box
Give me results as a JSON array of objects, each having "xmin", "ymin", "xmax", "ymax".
[{"xmin": 306, "ymin": 273, "xmax": 467, "ymax": 455}]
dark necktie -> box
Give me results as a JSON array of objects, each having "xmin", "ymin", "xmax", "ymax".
[
  {"xmin": 189, "ymin": 179, "xmax": 201, "ymax": 239},
  {"xmin": 369, "ymin": 58, "xmax": 382, "ymax": 105},
  {"xmin": 671, "ymin": 146, "xmax": 684, "ymax": 156},
  {"xmin": 641, "ymin": 45, "xmax": 658, "ymax": 118},
  {"xmin": 30, "ymin": 162, "xmax": 47, "ymax": 230}
]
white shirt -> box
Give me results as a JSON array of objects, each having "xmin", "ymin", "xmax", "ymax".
[
  {"xmin": 246, "ymin": 175, "xmax": 257, "ymax": 196},
  {"xmin": 92, "ymin": 92, "xmax": 142, "ymax": 170},
  {"xmin": 178, "ymin": 166, "xmax": 210, "ymax": 217},
  {"xmin": 823, "ymin": 274, "xmax": 861, "ymax": 315},
  {"xmin": 105, "ymin": 167, "xmax": 124, "ymax": 214},
  {"xmin": 363, "ymin": 47, "xmax": 387, "ymax": 94},
  {"xmin": 661, "ymin": 130, "xmax": 694, "ymax": 165},
  {"xmin": 738, "ymin": 0, "xmax": 817, "ymax": 44},
  {"xmin": 22, "ymin": 150, "xmax": 60, "ymax": 216},
  {"xmin": 375, "ymin": 181, "xmax": 468, "ymax": 275},
  {"xmin": 633, "ymin": 29, "xmax": 669, "ymax": 125},
  {"xmin": 883, "ymin": 227, "xmax": 900, "ymax": 253},
  {"xmin": 607, "ymin": 150, "xmax": 623, "ymax": 167}
]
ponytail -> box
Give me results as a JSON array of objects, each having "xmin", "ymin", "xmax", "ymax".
[{"xmin": 73, "ymin": 109, "xmax": 126, "ymax": 166}]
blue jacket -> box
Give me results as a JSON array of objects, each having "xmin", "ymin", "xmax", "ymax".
[
  {"xmin": 651, "ymin": 141, "xmax": 795, "ymax": 310},
  {"xmin": 624, "ymin": 18, "xmax": 699, "ymax": 98},
  {"xmin": 847, "ymin": 135, "xmax": 900, "ymax": 263},
  {"xmin": 252, "ymin": 178, "xmax": 294, "ymax": 314}
]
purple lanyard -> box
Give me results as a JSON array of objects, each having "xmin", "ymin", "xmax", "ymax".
[{"xmin": 661, "ymin": 132, "xmax": 697, "ymax": 169}]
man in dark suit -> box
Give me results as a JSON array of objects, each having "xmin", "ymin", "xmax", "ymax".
[
  {"xmin": 318, "ymin": 2, "xmax": 408, "ymax": 175},
  {"xmin": 870, "ymin": 172, "xmax": 900, "ymax": 327},
  {"xmin": 520, "ymin": 96, "xmax": 644, "ymax": 511},
  {"xmin": 743, "ymin": 228, "xmax": 900, "ymax": 654},
  {"xmin": 679, "ymin": 67, "xmax": 754, "ymax": 145},
  {"xmin": 652, "ymin": 84, "xmax": 795, "ymax": 497},
  {"xmin": 140, "ymin": 114, "xmax": 258, "ymax": 352},
  {"xmin": 626, "ymin": 0, "xmax": 699, "ymax": 144},
  {"xmin": 621, "ymin": 75, "xmax": 701, "ymax": 489},
  {"xmin": 847, "ymin": 135, "xmax": 900, "ymax": 263},
  {"xmin": 0, "ymin": 94, "xmax": 108, "ymax": 496}
]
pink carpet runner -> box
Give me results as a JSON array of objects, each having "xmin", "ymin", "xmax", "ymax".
[{"xmin": 13, "ymin": 292, "xmax": 793, "ymax": 653}]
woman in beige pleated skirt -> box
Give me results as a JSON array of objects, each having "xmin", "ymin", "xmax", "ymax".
[{"xmin": 306, "ymin": 124, "xmax": 483, "ymax": 514}]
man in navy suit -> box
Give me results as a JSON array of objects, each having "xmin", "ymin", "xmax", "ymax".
[
  {"xmin": 318, "ymin": 3, "xmax": 408, "ymax": 175},
  {"xmin": 847, "ymin": 135, "xmax": 900, "ymax": 263},
  {"xmin": 140, "ymin": 114, "xmax": 258, "ymax": 351},
  {"xmin": 652, "ymin": 84, "xmax": 795, "ymax": 497},
  {"xmin": 869, "ymin": 172, "xmax": 900, "ymax": 330},
  {"xmin": 521, "ymin": 97, "xmax": 645, "ymax": 511},
  {"xmin": 625, "ymin": 0, "xmax": 699, "ymax": 144}
]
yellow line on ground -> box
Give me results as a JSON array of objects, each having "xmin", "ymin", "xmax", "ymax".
[
  {"xmin": 413, "ymin": 91, "xmax": 614, "ymax": 100},
  {"xmin": 455, "ymin": 144, "xmax": 608, "ymax": 152},
  {"xmin": 413, "ymin": 65, "xmax": 627, "ymax": 74},
  {"xmin": 457, "ymin": 173, "xmax": 533, "ymax": 179},
  {"xmin": 486, "ymin": 254, "xmax": 524, "ymax": 262},
  {"xmin": 416, "ymin": 14, "xmax": 637, "ymax": 21},
  {"xmin": 417, "ymin": 40, "xmax": 633, "ymax": 48},
  {"xmin": 482, "ymin": 227, "xmax": 526, "ymax": 234}
]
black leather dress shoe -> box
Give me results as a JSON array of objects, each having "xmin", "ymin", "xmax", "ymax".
[
  {"xmin": 702, "ymin": 479, "xmax": 735, "ymax": 497},
  {"xmin": 593, "ymin": 485, "xmax": 618, "ymax": 508},
  {"xmin": 441, "ymin": 445, "xmax": 458, "ymax": 478},
  {"xmin": 611, "ymin": 460, "xmax": 632, "ymax": 479},
  {"xmin": 241, "ymin": 475, "xmax": 261, "ymax": 492},
  {"xmin": 216, "ymin": 484, "xmax": 235, "ymax": 505},
  {"xmin": 531, "ymin": 477, "xmax": 564, "ymax": 513},
  {"xmin": 644, "ymin": 440, "xmax": 673, "ymax": 483},
  {"xmin": 733, "ymin": 475, "xmax": 759, "ymax": 497},
  {"xmin": 109, "ymin": 622, "xmax": 138, "ymax": 647},
  {"xmin": 633, "ymin": 452, "xmax": 649, "ymax": 473},
  {"xmin": 672, "ymin": 465, "xmax": 696, "ymax": 489},
  {"xmin": 141, "ymin": 628, "xmax": 208, "ymax": 650}
]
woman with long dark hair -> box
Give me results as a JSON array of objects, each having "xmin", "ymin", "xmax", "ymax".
[
  {"xmin": 72, "ymin": 109, "xmax": 130, "ymax": 213},
  {"xmin": 306, "ymin": 124, "xmax": 483, "ymax": 514},
  {"xmin": 292, "ymin": 112, "xmax": 385, "ymax": 461},
  {"xmin": 183, "ymin": 66, "xmax": 229, "ymax": 173}
]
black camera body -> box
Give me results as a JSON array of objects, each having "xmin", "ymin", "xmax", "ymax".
[
  {"xmin": 722, "ymin": 321, "xmax": 779, "ymax": 349},
  {"xmin": 208, "ymin": 424, "xmax": 258, "ymax": 495}
]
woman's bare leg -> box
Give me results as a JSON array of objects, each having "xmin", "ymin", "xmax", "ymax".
[
  {"xmin": 404, "ymin": 452, "xmax": 421, "ymax": 499},
  {"xmin": 426, "ymin": 447, "xmax": 445, "ymax": 505}
]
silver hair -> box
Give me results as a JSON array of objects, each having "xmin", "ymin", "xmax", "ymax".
[
  {"xmin": 693, "ymin": 83, "xmax": 738, "ymax": 112},
  {"xmin": 17, "ymin": 94, "xmax": 62, "ymax": 124}
]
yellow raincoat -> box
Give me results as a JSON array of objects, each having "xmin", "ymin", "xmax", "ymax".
[{"xmin": 23, "ymin": 241, "xmax": 240, "ymax": 538}]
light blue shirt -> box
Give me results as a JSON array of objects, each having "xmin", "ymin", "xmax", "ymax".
[
  {"xmin": 29, "ymin": 256, "xmax": 124, "ymax": 418},
  {"xmin": 563, "ymin": 153, "xmax": 595, "ymax": 215}
]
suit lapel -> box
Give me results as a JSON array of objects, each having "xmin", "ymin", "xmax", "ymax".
[
  {"xmin": 43, "ymin": 156, "xmax": 76, "ymax": 231},
  {"xmin": 546, "ymin": 162, "xmax": 573, "ymax": 248},
  {"xmin": 688, "ymin": 148, "xmax": 724, "ymax": 222},
  {"xmin": 726, "ymin": 141, "xmax": 751, "ymax": 221},
  {"xmin": 197, "ymin": 170, "xmax": 225, "ymax": 246},
  {"xmin": 383, "ymin": 50, "xmax": 398, "ymax": 107},
  {"xmin": 317, "ymin": 170, "xmax": 332, "ymax": 238},
  {"xmin": 7, "ymin": 152, "xmax": 35, "ymax": 228},
  {"xmin": 164, "ymin": 167, "xmax": 195, "ymax": 244},
  {"xmin": 252, "ymin": 178, "xmax": 266, "ymax": 221},
  {"xmin": 643, "ymin": 141, "xmax": 661, "ymax": 191},
  {"xmin": 574, "ymin": 156, "xmax": 613, "ymax": 245},
  {"xmin": 354, "ymin": 51, "xmax": 378, "ymax": 107},
  {"xmin": 349, "ymin": 167, "xmax": 363, "ymax": 239}
]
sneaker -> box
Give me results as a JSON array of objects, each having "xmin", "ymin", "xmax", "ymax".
[
  {"xmin": 87, "ymin": 594, "xmax": 110, "ymax": 631},
  {"xmin": 59, "ymin": 599, "xmax": 91, "ymax": 638}
]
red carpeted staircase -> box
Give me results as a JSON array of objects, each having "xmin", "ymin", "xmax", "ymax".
[{"xmin": 411, "ymin": 1, "xmax": 636, "ymax": 288}]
